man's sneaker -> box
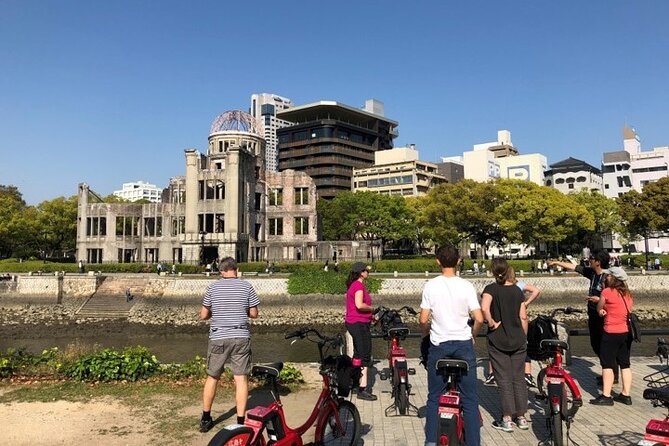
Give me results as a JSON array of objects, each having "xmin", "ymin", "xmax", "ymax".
[
  {"xmin": 589, "ymin": 394, "xmax": 614, "ymax": 406},
  {"xmin": 525, "ymin": 374, "xmax": 537, "ymax": 387},
  {"xmin": 514, "ymin": 416, "xmax": 530, "ymax": 430},
  {"xmin": 483, "ymin": 374, "xmax": 496, "ymax": 386},
  {"xmin": 492, "ymin": 418, "xmax": 514, "ymax": 432},
  {"xmin": 356, "ymin": 390, "xmax": 378, "ymax": 401},
  {"xmin": 199, "ymin": 417, "xmax": 214, "ymax": 433},
  {"xmin": 613, "ymin": 393, "xmax": 633, "ymax": 405}
]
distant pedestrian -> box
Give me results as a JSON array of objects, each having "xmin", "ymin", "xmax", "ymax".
[
  {"xmin": 156, "ymin": 263, "xmax": 162, "ymax": 275},
  {"xmin": 473, "ymin": 261, "xmax": 479, "ymax": 275},
  {"xmin": 530, "ymin": 258, "xmax": 536, "ymax": 274},
  {"xmin": 323, "ymin": 260, "xmax": 329, "ymax": 272},
  {"xmin": 171, "ymin": 263, "xmax": 177, "ymax": 275},
  {"xmin": 78, "ymin": 260, "xmax": 85, "ymax": 273},
  {"xmin": 125, "ymin": 288, "xmax": 133, "ymax": 303},
  {"xmin": 542, "ymin": 260, "xmax": 548, "ymax": 273}
]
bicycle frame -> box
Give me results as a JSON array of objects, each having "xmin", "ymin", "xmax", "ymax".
[
  {"xmin": 375, "ymin": 307, "xmax": 417, "ymax": 416},
  {"xmin": 542, "ymin": 349, "xmax": 582, "ymax": 420},
  {"xmin": 244, "ymin": 372, "xmax": 343, "ymax": 445}
]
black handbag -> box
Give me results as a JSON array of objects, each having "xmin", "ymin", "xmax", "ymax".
[{"xmin": 620, "ymin": 292, "xmax": 641, "ymax": 343}]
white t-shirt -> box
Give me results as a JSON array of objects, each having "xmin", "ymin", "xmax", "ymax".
[{"xmin": 420, "ymin": 275, "xmax": 481, "ymax": 344}]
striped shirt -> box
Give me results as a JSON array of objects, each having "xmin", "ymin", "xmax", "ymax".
[{"xmin": 203, "ymin": 277, "xmax": 259, "ymax": 341}]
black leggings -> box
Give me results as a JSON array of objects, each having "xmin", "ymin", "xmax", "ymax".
[{"xmin": 346, "ymin": 322, "xmax": 372, "ymax": 367}]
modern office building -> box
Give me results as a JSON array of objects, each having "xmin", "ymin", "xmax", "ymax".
[
  {"xmin": 352, "ymin": 145, "xmax": 447, "ymax": 196},
  {"xmin": 435, "ymin": 158, "xmax": 465, "ymax": 183},
  {"xmin": 112, "ymin": 181, "xmax": 163, "ymax": 203},
  {"xmin": 602, "ymin": 126, "xmax": 669, "ymax": 199},
  {"xmin": 497, "ymin": 153, "xmax": 548, "ymax": 185},
  {"xmin": 443, "ymin": 130, "xmax": 545, "ymax": 185},
  {"xmin": 544, "ymin": 157, "xmax": 603, "ymax": 194},
  {"xmin": 276, "ymin": 99, "xmax": 398, "ymax": 199},
  {"xmin": 250, "ymin": 93, "xmax": 293, "ymax": 172}
]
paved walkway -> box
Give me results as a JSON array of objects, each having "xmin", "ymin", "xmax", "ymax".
[{"xmin": 350, "ymin": 356, "xmax": 668, "ymax": 446}]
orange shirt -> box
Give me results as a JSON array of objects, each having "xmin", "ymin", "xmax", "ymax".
[{"xmin": 601, "ymin": 288, "xmax": 633, "ymax": 334}]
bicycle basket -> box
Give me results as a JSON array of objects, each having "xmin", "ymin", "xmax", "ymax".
[
  {"xmin": 643, "ymin": 367, "xmax": 669, "ymax": 389},
  {"xmin": 323, "ymin": 354, "xmax": 361, "ymax": 397}
]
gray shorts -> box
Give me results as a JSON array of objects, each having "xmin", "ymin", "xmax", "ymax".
[{"xmin": 206, "ymin": 337, "xmax": 252, "ymax": 378}]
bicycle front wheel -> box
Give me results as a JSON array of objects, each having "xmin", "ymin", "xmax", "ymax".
[
  {"xmin": 316, "ymin": 400, "xmax": 361, "ymax": 445},
  {"xmin": 550, "ymin": 413, "xmax": 564, "ymax": 446},
  {"xmin": 207, "ymin": 425, "xmax": 259, "ymax": 446}
]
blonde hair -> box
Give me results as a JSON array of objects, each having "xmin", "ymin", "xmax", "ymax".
[{"xmin": 506, "ymin": 266, "xmax": 518, "ymax": 284}]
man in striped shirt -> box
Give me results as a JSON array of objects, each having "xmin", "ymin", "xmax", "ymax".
[{"xmin": 199, "ymin": 257, "xmax": 260, "ymax": 432}]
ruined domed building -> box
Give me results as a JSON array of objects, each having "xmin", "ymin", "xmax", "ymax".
[{"xmin": 76, "ymin": 110, "xmax": 319, "ymax": 265}]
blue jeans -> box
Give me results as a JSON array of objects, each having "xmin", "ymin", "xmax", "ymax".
[{"xmin": 425, "ymin": 339, "xmax": 480, "ymax": 446}]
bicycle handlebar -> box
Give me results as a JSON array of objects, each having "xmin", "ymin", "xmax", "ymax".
[
  {"xmin": 285, "ymin": 327, "xmax": 344, "ymax": 349},
  {"xmin": 549, "ymin": 307, "xmax": 583, "ymax": 318}
]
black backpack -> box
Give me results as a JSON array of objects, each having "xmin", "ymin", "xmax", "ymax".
[{"xmin": 527, "ymin": 315, "xmax": 557, "ymax": 360}]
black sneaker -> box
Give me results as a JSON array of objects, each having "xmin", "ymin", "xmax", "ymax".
[
  {"xmin": 357, "ymin": 390, "xmax": 378, "ymax": 401},
  {"xmin": 589, "ymin": 395, "xmax": 614, "ymax": 406},
  {"xmin": 199, "ymin": 417, "xmax": 214, "ymax": 432},
  {"xmin": 613, "ymin": 393, "xmax": 632, "ymax": 405}
]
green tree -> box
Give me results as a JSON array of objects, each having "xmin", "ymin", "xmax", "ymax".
[
  {"xmin": 495, "ymin": 179, "xmax": 594, "ymax": 250},
  {"xmin": 562, "ymin": 190, "xmax": 620, "ymax": 250},
  {"xmin": 419, "ymin": 180, "xmax": 504, "ymax": 251},
  {"xmin": 0, "ymin": 185, "xmax": 29, "ymax": 258},
  {"xmin": 617, "ymin": 189, "xmax": 658, "ymax": 259},
  {"xmin": 641, "ymin": 177, "xmax": 669, "ymax": 231},
  {"xmin": 36, "ymin": 196, "xmax": 78, "ymax": 257}
]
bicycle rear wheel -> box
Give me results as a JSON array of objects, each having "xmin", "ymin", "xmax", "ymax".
[
  {"xmin": 396, "ymin": 382, "xmax": 409, "ymax": 415},
  {"xmin": 207, "ymin": 425, "xmax": 259, "ymax": 446},
  {"xmin": 437, "ymin": 416, "xmax": 461, "ymax": 446},
  {"xmin": 316, "ymin": 400, "xmax": 361, "ymax": 445}
]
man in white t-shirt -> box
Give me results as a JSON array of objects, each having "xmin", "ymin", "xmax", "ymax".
[{"xmin": 420, "ymin": 245, "xmax": 484, "ymax": 446}]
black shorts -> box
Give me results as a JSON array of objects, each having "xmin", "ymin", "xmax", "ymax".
[
  {"xmin": 599, "ymin": 331, "xmax": 631, "ymax": 369},
  {"xmin": 346, "ymin": 322, "xmax": 372, "ymax": 367}
]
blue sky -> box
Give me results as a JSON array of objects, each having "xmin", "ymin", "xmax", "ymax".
[{"xmin": 1, "ymin": 1, "xmax": 668, "ymax": 205}]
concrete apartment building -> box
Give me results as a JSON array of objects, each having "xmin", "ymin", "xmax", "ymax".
[
  {"xmin": 276, "ymin": 99, "xmax": 398, "ymax": 199},
  {"xmin": 112, "ymin": 181, "xmax": 163, "ymax": 203},
  {"xmin": 544, "ymin": 157, "xmax": 603, "ymax": 194},
  {"xmin": 602, "ymin": 126, "xmax": 669, "ymax": 199},
  {"xmin": 352, "ymin": 145, "xmax": 447, "ymax": 196},
  {"xmin": 77, "ymin": 110, "xmax": 320, "ymax": 264},
  {"xmin": 250, "ymin": 93, "xmax": 293, "ymax": 172}
]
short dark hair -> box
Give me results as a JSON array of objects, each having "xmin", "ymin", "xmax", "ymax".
[
  {"xmin": 220, "ymin": 257, "xmax": 237, "ymax": 272},
  {"xmin": 436, "ymin": 245, "xmax": 459, "ymax": 268},
  {"xmin": 591, "ymin": 250, "xmax": 610, "ymax": 269}
]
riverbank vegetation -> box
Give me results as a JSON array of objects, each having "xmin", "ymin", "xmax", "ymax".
[{"xmin": 0, "ymin": 345, "xmax": 304, "ymax": 385}]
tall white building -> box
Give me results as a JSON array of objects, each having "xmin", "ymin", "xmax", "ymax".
[
  {"xmin": 250, "ymin": 93, "xmax": 293, "ymax": 172},
  {"xmin": 113, "ymin": 181, "xmax": 163, "ymax": 203},
  {"xmin": 602, "ymin": 126, "xmax": 669, "ymax": 198},
  {"xmin": 444, "ymin": 130, "xmax": 546, "ymax": 185}
]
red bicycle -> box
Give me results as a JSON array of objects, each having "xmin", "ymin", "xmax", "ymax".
[
  {"xmin": 535, "ymin": 307, "xmax": 584, "ymax": 446},
  {"xmin": 207, "ymin": 327, "xmax": 361, "ymax": 446},
  {"xmin": 374, "ymin": 305, "xmax": 418, "ymax": 416},
  {"xmin": 638, "ymin": 337, "xmax": 669, "ymax": 446},
  {"xmin": 435, "ymin": 358, "xmax": 478, "ymax": 446}
]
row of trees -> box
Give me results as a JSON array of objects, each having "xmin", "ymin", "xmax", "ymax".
[
  {"xmin": 0, "ymin": 186, "xmax": 137, "ymax": 260},
  {"xmin": 0, "ymin": 186, "xmax": 78, "ymax": 259},
  {"xmin": 318, "ymin": 178, "xmax": 662, "ymax": 256},
  {"xmin": 4, "ymin": 176, "xmax": 669, "ymax": 260}
]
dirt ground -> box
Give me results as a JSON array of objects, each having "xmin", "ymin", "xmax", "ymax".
[{"xmin": 0, "ymin": 365, "xmax": 323, "ymax": 446}]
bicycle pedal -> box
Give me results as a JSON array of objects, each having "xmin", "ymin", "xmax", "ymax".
[{"xmin": 408, "ymin": 368, "xmax": 416, "ymax": 375}]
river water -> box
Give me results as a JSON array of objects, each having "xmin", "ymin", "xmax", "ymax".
[{"xmin": 2, "ymin": 326, "xmax": 663, "ymax": 364}]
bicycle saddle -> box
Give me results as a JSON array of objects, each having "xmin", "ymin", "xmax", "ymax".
[
  {"xmin": 388, "ymin": 326, "xmax": 410, "ymax": 337},
  {"xmin": 540, "ymin": 339, "xmax": 569, "ymax": 351},
  {"xmin": 252, "ymin": 362, "xmax": 284, "ymax": 378},
  {"xmin": 643, "ymin": 387, "xmax": 669, "ymax": 403},
  {"xmin": 435, "ymin": 359, "xmax": 469, "ymax": 372}
]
